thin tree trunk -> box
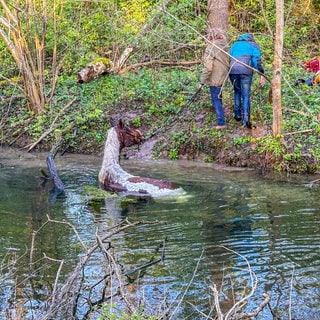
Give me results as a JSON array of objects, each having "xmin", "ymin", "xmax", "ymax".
[
  {"xmin": 272, "ymin": 0, "xmax": 284, "ymax": 136},
  {"xmin": 0, "ymin": 0, "xmax": 48, "ymax": 114}
]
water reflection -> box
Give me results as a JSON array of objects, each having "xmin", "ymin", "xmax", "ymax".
[{"xmin": 0, "ymin": 149, "xmax": 319, "ymax": 319}]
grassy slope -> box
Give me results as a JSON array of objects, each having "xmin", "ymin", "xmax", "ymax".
[{"xmin": 1, "ymin": 66, "xmax": 320, "ymax": 174}]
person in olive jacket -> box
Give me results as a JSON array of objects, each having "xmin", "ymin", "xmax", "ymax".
[
  {"xmin": 229, "ymin": 33, "xmax": 265, "ymax": 129},
  {"xmin": 199, "ymin": 29, "xmax": 230, "ymax": 129}
]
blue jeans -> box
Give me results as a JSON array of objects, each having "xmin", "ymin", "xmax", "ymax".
[
  {"xmin": 229, "ymin": 74, "xmax": 253, "ymax": 125},
  {"xmin": 305, "ymin": 77, "xmax": 313, "ymax": 86},
  {"xmin": 209, "ymin": 86, "xmax": 225, "ymax": 126}
]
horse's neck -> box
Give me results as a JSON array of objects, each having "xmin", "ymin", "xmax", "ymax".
[
  {"xmin": 98, "ymin": 128, "xmax": 131, "ymax": 185},
  {"xmin": 102, "ymin": 128, "xmax": 121, "ymax": 166},
  {"xmin": 99, "ymin": 128, "xmax": 120, "ymax": 183}
]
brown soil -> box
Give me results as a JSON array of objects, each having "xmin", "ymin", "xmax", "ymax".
[{"xmin": 1, "ymin": 102, "xmax": 318, "ymax": 174}]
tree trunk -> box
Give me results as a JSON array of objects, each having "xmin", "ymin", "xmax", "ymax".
[
  {"xmin": 272, "ymin": 0, "xmax": 284, "ymax": 136},
  {"xmin": 207, "ymin": 0, "xmax": 229, "ymax": 32}
]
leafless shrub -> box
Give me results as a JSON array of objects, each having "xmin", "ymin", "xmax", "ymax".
[
  {"xmin": 1, "ymin": 216, "xmax": 167, "ymax": 319},
  {"xmin": 1, "ymin": 219, "xmax": 274, "ymax": 320}
]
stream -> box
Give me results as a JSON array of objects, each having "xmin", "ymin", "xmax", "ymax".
[{"xmin": 0, "ymin": 147, "xmax": 319, "ymax": 319}]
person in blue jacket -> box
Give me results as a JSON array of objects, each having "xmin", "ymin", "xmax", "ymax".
[{"xmin": 229, "ymin": 33, "xmax": 265, "ymax": 129}]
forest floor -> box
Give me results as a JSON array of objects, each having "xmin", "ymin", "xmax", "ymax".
[
  {"xmin": 1, "ymin": 72, "xmax": 319, "ymax": 175},
  {"xmin": 1, "ymin": 102, "xmax": 272, "ymax": 173}
]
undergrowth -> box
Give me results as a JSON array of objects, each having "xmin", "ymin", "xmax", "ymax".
[{"xmin": 1, "ymin": 66, "xmax": 320, "ymax": 173}]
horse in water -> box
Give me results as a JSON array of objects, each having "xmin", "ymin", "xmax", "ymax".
[{"xmin": 98, "ymin": 120, "xmax": 184, "ymax": 197}]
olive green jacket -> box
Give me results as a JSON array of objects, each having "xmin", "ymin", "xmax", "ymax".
[{"xmin": 200, "ymin": 40, "xmax": 230, "ymax": 87}]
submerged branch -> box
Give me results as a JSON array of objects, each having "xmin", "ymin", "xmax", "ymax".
[
  {"xmin": 222, "ymin": 246, "xmax": 258, "ymax": 320},
  {"xmin": 4, "ymin": 221, "xmax": 274, "ymax": 320},
  {"xmin": 46, "ymin": 154, "xmax": 65, "ymax": 192},
  {"xmin": 40, "ymin": 218, "xmax": 159, "ymax": 319},
  {"xmin": 233, "ymin": 293, "xmax": 271, "ymax": 319},
  {"xmin": 167, "ymin": 249, "xmax": 205, "ymax": 320}
]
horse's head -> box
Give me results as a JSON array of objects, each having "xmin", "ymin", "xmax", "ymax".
[{"xmin": 116, "ymin": 119, "xmax": 144, "ymax": 149}]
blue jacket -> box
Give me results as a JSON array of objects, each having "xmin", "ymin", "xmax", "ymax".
[{"xmin": 229, "ymin": 34, "xmax": 264, "ymax": 75}]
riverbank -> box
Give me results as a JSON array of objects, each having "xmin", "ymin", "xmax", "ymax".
[
  {"xmin": 0, "ymin": 108, "xmax": 272, "ymax": 171},
  {"xmin": 0, "ymin": 108, "xmax": 317, "ymax": 175},
  {"xmin": 1, "ymin": 69, "xmax": 320, "ymax": 174}
]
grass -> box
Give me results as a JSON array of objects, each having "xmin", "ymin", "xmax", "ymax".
[{"xmin": 1, "ymin": 66, "xmax": 320, "ymax": 173}]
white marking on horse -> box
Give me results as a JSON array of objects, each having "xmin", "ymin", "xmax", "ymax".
[{"xmin": 98, "ymin": 121, "xmax": 185, "ymax": 197}]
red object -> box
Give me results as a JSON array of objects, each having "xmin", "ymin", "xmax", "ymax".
[{"xmin": 303, "ymin": 57, "xmax": 320, "ymax": 73}]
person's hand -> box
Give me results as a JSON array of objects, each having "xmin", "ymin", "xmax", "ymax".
[
  {"xmin": 199, "ymin": 83, "xmax": 204, "ymax": 89},
  {"xmin": 260, "ymin": 75, "xmax": 266, "ymax": 87}
]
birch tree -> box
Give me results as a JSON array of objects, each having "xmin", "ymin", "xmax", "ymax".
[{"xmin": 272, "ymin": 0, "xmax": 284, "ymax": 136}]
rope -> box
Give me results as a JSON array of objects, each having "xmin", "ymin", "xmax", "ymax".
[{"xmin": 162, "ymin": 8, "xmax": 271, "ymax": 83}]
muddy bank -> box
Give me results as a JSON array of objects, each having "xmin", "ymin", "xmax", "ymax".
[{"xmin": 0, "ymin": 103, "xmax": 318, "ymax": 175}]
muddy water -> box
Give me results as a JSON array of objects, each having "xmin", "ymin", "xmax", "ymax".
[{"xmin": 0, "ymin": 147, "xmax": 319, "ymax": 319}]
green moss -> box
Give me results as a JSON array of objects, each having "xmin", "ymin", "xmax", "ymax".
[
  {"xmin": 92, "ymin": 57, "xmax": 111, "ymax": 68},
  {"xmin": 82, "ymin": 185, "xmax": 116, "ymax": 202}
]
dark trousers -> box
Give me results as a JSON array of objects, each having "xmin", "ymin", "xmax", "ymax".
[
  {"xmin": 209, "ymin": 86, "xmax": 225, "ymax": 126},
  {"xmin": 229, "ymin": 74, "xmax": 253, "ymax": 125}
]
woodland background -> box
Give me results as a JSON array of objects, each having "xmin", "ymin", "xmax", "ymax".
[
  {"xmin": 1, "ymin": 1, "xmax": 320, "ymax": 319},
  {"xmin": 0, "ymin": 0, "xmax": 320, "ymax": 173}
]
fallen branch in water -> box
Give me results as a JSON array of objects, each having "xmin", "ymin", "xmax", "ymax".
[
  {"xmin": 3, "ymin": 224, "xmax": 276, "ymax": 320},
  {"xmin": 164, "ymin": 249, "xmax": 205, "ymax": 320},
  {"xmin": 232, "ymin": 293, "xmax": 271, "ymax": 319},
  {"xmin": 125, "ymin": 238, "xmax": 166, "ymax": 276},
  {"xmin": 306, "ymin": 178, "xmax": 320, "ymax": 189},
  {"xmin": 223, "ymin": 246, "xmax": 258, "ymax": 320},
  {"xmin": 37, "ymin": 217, "xmax": 165, "ymax": 320},
  {"xmin": 186, "ymin": 245, "xmax": 271, "ymax": 320},
  {"xmin": 46, "ymin": 153, "xmax": 64, "ymax": 192}
]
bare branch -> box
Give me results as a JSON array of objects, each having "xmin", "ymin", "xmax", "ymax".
[
  {"xmin": 167, "ymin": 249, "xmax": 205, "ymax": 320},
  {"xmin": 96, "ymin": 233, "xmax": 133, "ymax": 313},
  {"xmin": 42, "ymin": 254, "xmax": 65, "ymax": 306},
  {"xmin": 233, "ymin": 293, "xmax": 271, "ymax": 319},
  {"xmin": 0, "ymin": 0, "xmax": 18, "ymax": 25},
  {"xmin": 288, "ymin": 264, "xmax": 295, "ymax": 320},
  {"xmin": 119, "ymin": 59, "xmax": 201, "ymax": 74},
  {"xmin": 210, "ymin": 283, "xmax": 223, "ymax": 320},
  {"xmin": 221, "ymin": 246, "xmax": 258, "ymax": 320},
  {"xmin": 46, "ymin": 215, "xmax": 87, "ymax": 250},
  {"xmin": 24, "ymin": 97, "xmax": 77, "ymax": 151}
]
